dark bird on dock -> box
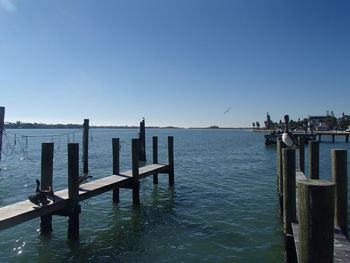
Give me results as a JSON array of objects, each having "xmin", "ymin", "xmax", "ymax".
[
  {"xmin": 78, "ymin": 175, "xmax": 92, "ymax": 184},
  {"xmin": 224, "ymin": 107, "xmax": 231, "ymax": 114},
  {"xmin": 282, "ymin": 115, "xmax": 299, "ymax": 148},
  {"xmin": 28, "ymin": 179, "xmax": 55, "ymax": 207}
]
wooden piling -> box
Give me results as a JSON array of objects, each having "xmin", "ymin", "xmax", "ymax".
[
  {"xmin": 40, "ymin": 142, "xmax": 54, "ymax": 235},
  {"xmin": 308, "ymin": 141, "xmax": 319, "ymax": 179},
  {"xmin": 346, "ymin": 135, "xmax": 349, "ymax": 143},
  {"xmin": 277, "ymin": 139, "xmax": 286, "ymax": 216},
  {"xmin": 152, "ymin": 136, "xmax": 158, "ymax": 185},
  {"xmin": 297, "ymin": 179, "xmax": 335, "ymax": 263},
  {"xmin": 112, "ymin": 138, "xmax": 120, "ymax": 204},
  {"xmin": 332, "ymin": 149, "xmax": 348, "ymax": 237},
  {"xmin": 0, "ymin": 106, "xmax": 4, "ymax": 160},
  {"xmin": 332, "ymin": 135, "xmax": 335, "ymax": 143},
  {"xmin": 82, "ymin": 119, "xmax": 89, "ymax": 174},
  {"xmin": 282, "ymin": 148, "xmax": 297, "ymax": 263},
  {"xmin": 168, "ymin": 136, "xmax": 174, "ymax": 185},
  {"xmin": 282, "ymin": 148, "xmax": 296, "ymax": 234},
  {"xmin": 112, "ymin": 138, "xmax": 120, "ymax": 203},
  {"xmin": 298, "ymin": 137, "xmax": 305, "ymax": 173},
  {"xmin": 132, "ymin": 139, "xmax": 140, "ymax": 205},
  {"xmin": 68, "ymin": 143, "xmax": 80, "ymax": 240},
  {"xmin": 138, "ymin": 119, "xmax": 146, "ymax": 162}
]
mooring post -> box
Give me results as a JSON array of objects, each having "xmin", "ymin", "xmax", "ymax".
[
  {"xmin": 297, "ymin": 180, "xmax": 335, "ymax": 263},
  {"xmin": 332, "ymin": 134, "xmax": 335, "ymax": 143},
  {"xmin": 132, "ymin": 139, "xmax": 140, "ymax": 205},
  {"xmin": 332, "ymin": 149, "xmax": 348, "ymax": 237},
  {"xmin": 138, "ymin": 119, "xmax": 146, "ymax": 162},
  {"xmin": 40, "ymin": 142, "xmax": 54, "ymax": 235},
  {"xmin": 277, "ymin": 139, "xmax": 286, "ymax": 217},
  {"xmin": 318, "ymin": 134, "xmax": 322, "ymax": 142},
  {"xmin": 68, "ymin": 143, "xmax": 80, "ymax": 240},
  {"xmin": 152, "ymin": 136, "xmax": 158, "ymax": 185},
  {"xmin": 168, "ymin": 136, "xmax": 174, "ymax": 185},
  {"xmin": 308, "ymin": 140, "xmax": 319, "ymax": 179},
  {"xmin": 346, "ymin": 135, "xmax": 349, "ymax": 143},
  {"xmin": 282, "ymin": 148, "xmax": 297, "ymax": 234},
  {"xmin": 0, "ymin": 106, "xmax": 5, "ymax": 160},
  {"xmin": 82, "ymin": 119, "xmax": 89, "ymax": 174},
  {"xmin": 282, "ymin": 148, "xmax": 297, "ymax": 263},
  {"xmin": 298, "ymin": 137, "xmax": 305, "ymax": 173},
  {"xmin": 112, "ymin": 138, "xmax": 120, "ymax": 203}
]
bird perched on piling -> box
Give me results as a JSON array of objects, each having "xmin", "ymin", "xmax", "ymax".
[
  {"xmin": 28, "ymin": 179, "xmax": 55, "ymax": 206},
  {"xmin": 282, "ymin": 115, "xmax": 299, "ymax": 148}
]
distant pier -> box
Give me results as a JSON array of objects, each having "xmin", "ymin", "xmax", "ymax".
[
  {"xmin": 264, "ymin": 130, "xmax": 350, "ymax": 145},
  {"xmin": 313, "ymin": 131, "xmax": 350, "ymax": 143}
]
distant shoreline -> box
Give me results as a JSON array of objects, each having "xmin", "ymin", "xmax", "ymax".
[{"xmin": 4, "ymin": 123, "xmax": 251, "ymax": 130}]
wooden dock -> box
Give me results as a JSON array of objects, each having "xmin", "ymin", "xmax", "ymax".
[
  {"xmin": 277, "ymin": 139, "xmax": 350, "ymax": 262},
  {"xmin": 0, "ymin": 163, "xmax": 170, "ymax": 231},
  {"xmin": 0, "ymin": 136, "xmax": 174, "ymax": 240},
  {"xmin": 292, "ymin": 224, "xmax": 350, "ymax": 262}
]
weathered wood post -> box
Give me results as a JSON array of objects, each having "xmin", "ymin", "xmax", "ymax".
[
  {"xmin": 0, "ymin": 106, "xmax": 5, "ymax": 160},
  {"xmin": 68, "ymin": 143, "xmax": 80, "ymax": 240},
  {"xmin": 40, "ymin": 142, "xmax": 54, "ymax": 235},
  {"xmin": 332, "ymin": 149, "xmax": 348, "ymax": 237},
  {"xmin": 332, "ymin": 134, "xmax": 335, "ymax": 143},
  {"xmin": 168, "ymin": 136, "xmax": 174, "ymax": 185},
  {"xmin": 277, "ymin": 138, "xmax": 286, "ymax": 216},
  {"xmin": 298, "ymin": 137, "xmax": 305, "ymax": 173},
  {"xmin": 308, "ymin": 141, "xmax": 319, "ymax": 179},
  {"xmin": 112, "ymin": 138, "xmax": 120, "ymax": 203},
  {"xmin": 318, "ymin": 134, "xmax": 322, "ymax": 142},
  {"xmin": 152, "ymin": 136, "xmax": 158, "ymax": 185},
  {"xmin": 132, "ymin": 139, "xmax": 140, "ymax": 205},
  {"xmin": 282, "ymin": 148, "xmax": 297, "ymax": 234},
  {"xmin": 297, "ymin": 180, "xmax": 335, "ymax": 263},
  {"xmin": 282, "ymin": 148, "xmax": 297, "ymax": 263},
  {"xmin": 346, "ymin": 135, "xmax": 349, "ymax": 143},
  {"xmin": 138, "ymin": 119, "xmax": 146, "ymax": 162},
  {"xmin": 82, "ymin": 119, "xmax": 89, "ymax": 174}
]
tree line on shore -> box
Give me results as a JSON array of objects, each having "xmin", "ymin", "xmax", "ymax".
[
  {"xmin": 3, "ymin": 121, "xmax": 180, "ymax": 129},
  {"xmin": 253, "ymin": 112, "xmax": 350, "ymax": 131}
]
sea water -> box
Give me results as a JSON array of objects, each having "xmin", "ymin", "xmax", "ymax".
[{"xmin": 0, "ymin": 129, "xmax": 349, "ymax": 263}]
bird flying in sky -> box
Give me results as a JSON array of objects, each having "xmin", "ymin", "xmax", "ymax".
[{"xmin": 224, "ymin": 107, "xmax": 231, "ymax": 114}]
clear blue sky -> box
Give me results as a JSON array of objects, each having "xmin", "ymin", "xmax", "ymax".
[{"xmin": 1, "ymin": 0, "xmax": 349, "ymax": 127}]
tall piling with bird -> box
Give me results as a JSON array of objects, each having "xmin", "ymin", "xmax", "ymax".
[{"xmin": 138, "ymin": 118, "xmax": 146, "ymax": 162}]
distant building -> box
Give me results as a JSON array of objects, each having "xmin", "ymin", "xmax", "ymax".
[{"xmin": 308, "ymin": 115, "xmax": 329, "ymax": 130}]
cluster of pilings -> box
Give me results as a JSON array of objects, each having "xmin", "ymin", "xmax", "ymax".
[
  {"xmin": 277, "ymin": 138, "xmax": 348, "ymax": 263},
  {"xmin": 36, "ymin": 134, "xmax": 174, "ymax": 240}
]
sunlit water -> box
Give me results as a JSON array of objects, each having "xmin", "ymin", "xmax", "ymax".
[{"xmin": 0, "ymin": 129, "xmax": 349, "ymax": 262}]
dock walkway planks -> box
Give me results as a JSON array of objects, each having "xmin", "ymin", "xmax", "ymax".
[
  {"xmin": 0, "ymin": 163, "xmax": 169, "ymax": 231},
  {"xmin": 292, "ymin": 224, "xmax": 350, "ymax": 262},
  {"xmin": 292, "ymin": 170, "xmax": 350, "ymax": 262}
]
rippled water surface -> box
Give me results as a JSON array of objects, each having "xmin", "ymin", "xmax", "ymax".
[{"xmin": 0, "ymin": 129, "xmax": 349, "ymax": 262}]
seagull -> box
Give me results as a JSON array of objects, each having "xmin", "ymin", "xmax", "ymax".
[
  {"xmin": 224, "ymin": 107, "xmax": 231, "ymax": 114},
  {"xmin": 282, "ymin": 115, "xmax": 299, "ymax": 148}
]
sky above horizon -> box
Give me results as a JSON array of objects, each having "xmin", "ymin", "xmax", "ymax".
[{"xmin": 1, "ymin": 0, "xmax": 349, "ymax": 127}]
